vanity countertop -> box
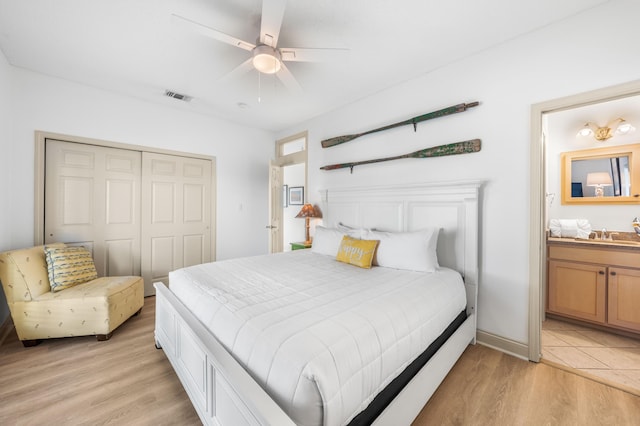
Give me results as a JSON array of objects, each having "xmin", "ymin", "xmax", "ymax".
[{"xmin": 547, "ymin": 236, "xmax": 640, "ymax": 249}]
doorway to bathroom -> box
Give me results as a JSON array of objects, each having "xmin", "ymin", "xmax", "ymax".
[{"xmin": 530, "ymin": 80, "xmax": 640, "ymax": 393}]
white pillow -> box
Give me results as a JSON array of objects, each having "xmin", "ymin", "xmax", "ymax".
[
  {"xmin": 363, "ymin": 228, "xmax": 440, "ymax": 272},
  {"xmin": 336, "ymin": 222, "xmax": 367, "ymax": 239},
  {"xmin": 311, "ymin": 226, "xmax": 346, "ymax": 256}
]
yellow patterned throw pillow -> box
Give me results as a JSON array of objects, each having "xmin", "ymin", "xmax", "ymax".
[
  {"xmin": 336, "ymin": 235, "xmax": 379, "ymax": 269},
  {"xmin": 44, "ymin": 245, "xmax": 98, "ymax": 292}
]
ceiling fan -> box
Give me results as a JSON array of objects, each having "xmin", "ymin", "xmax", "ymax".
[{"xmin": 172, "ymin": 0, "xmax": 348, "ymax": 92}]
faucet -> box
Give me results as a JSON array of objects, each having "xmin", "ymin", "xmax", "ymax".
[
  {"xmin": 634, "ymin": 217, "xmax": 640, "ymax": 236},
  {"xmin": 601, "ymin": 228, "xmax": 607, "ymax": 240}
]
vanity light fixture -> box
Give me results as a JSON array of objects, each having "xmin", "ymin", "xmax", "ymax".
[
  {"xmin": 577, "ymin": 118, "xmax": 636, "ymax": 142},
  {"xmin": 586, "ymin": 172, "xmax": 613, "ymax": 197}
]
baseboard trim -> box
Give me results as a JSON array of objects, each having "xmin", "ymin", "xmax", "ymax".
[
  {"xmin": 0, "ymin": 315, "xmax": 14, "ymax": 347},
  {"xmin": 477, "ymin": 329, "xmax": 529, "ymax": 361}
]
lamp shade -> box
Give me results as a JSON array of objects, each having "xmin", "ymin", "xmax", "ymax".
[
  {"xmin": 295, "ymin": 203, "xmax": 321, "ymax": 218},
  {"xmin": 586, "ymin": 172, "xmax": 613, "ymax": 187}
]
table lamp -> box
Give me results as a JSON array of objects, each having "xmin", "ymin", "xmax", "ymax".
[
  {"xmin": 586, "ymin": 172, "xmax": 613, "ymax": 197},
  {"xmin": 295, "ymin": 203, "xmax": 322, "ymax": 245}
]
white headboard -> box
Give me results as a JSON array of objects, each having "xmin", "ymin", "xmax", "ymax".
[{"xmin": 320, "ymin": 180, "xmax": 482, "ymax": 315}]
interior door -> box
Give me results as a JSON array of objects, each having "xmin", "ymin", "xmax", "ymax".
[
  {"xmin": 141, "ymin": 152, "xmax": 212, "ymax": 295},
  {"xmin": 268, "ymin": 162, "xmax": 283, "ymax": 253},
  {"xmin": 44, "ymin": 139, "xmax": 141, "ymax": 277}
]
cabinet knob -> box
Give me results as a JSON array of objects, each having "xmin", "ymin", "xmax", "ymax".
[
  {"xmin": 610, "ymin": 271, "xmax": 617, "ymax": 276},
  {"xmin": 599, "ymin": 270, "xmax": 605, "ymax": 275}
]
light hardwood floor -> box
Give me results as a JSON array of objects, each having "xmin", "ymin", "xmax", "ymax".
[{"xmin": 2, "ymin": 297, "xmax": 640, "ymax": 425}]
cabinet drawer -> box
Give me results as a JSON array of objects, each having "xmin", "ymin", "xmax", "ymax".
[{"xmin": 548, "ymin": 244, "xmax": 640, "ymax": 269}]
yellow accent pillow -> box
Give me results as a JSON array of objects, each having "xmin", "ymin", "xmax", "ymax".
[
  {"xmin": 336, "ymin": 236, "xmax": 379, "ymax": 269},
  {"xmin": 44, "ymin": 245, "xmax": 98, "ymax": 292}
]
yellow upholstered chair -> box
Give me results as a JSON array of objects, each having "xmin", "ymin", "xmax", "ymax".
[{"xmin": 0, "ymin": 244, "xmax": 144, "ymax": 346}]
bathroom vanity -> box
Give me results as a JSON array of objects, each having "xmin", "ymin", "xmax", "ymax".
[{"xmin": 547, "ymin": 236, "xmax": 640, "ymax": 334}]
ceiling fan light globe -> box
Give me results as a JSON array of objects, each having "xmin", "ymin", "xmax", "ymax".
[{"xmin": 252, "ymin": 45, "xmax": 281, "ymax": 74}]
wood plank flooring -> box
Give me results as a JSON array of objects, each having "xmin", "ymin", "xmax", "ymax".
[
  {"xmin": 1, "ymin": 296, "xmax": 640, "ymax": 425},
  {"xmin": 414, "ymin": 343, "xmax": 640, "ymax": 425},
  {"xmin": 0, "ymin": 296, "xmax": 200, "ymax": 425}
]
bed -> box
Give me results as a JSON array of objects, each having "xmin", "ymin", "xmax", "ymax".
[{"xmin": 154, "ymin": 180, "xmax": 481, "ymax": 425}]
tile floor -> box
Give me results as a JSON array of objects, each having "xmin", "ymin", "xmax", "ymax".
[{"xmin": 542, "ymin": 317, "xmax": 640, "ymax": 393}]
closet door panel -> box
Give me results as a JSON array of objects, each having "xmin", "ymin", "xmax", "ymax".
[
  {"xmin": 142, "ymin": 152, "xmax": 212, "ymax": 295},
  {"xmin": 184, "ymin": 234, "xmax": 204, "ymax": 267},
  {"xmin": 105, "ymin": 239, "xmax": 136, "ymax": 276},
  {"xmin": 45, "ymin": 140, "xmax": 141, "ymax": 278}
]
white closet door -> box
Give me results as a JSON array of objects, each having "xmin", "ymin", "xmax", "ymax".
[
  {"xmin": 141, "ymin": 152, "xmax": 212, "ymax": 295},
  {"xmin": 44, "ymin": 140, "xmax": 141, "ymax": 277}
]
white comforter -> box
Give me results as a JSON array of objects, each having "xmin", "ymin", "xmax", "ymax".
[{"xmin": 169, "ymin": 250, "xmax": 466, "ymax": 426}]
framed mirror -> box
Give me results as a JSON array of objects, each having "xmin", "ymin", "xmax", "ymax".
[{"xmin": 561, "ymin": 143, "xmax": 640, "ymax": 204}]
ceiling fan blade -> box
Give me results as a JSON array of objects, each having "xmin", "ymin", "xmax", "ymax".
[
  {"xmin": 260, "ymin": 0, "xmax": 286, "ymax": 47},
  {"xmin": 219, "ymin": 58, "xmax": 255, "ymax": 83},
  {"xmin": 172, "ymin": 14, "xmax": 255, "ymax": 51},
  {"xmin": 276, "ymin": 63, "xmax": 302, "ymax": 93},
  {"xmin": 280, "ymin": 47, "xmax": 350, "ymax": 62}
]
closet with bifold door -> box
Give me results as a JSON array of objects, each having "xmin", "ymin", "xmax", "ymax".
[{"xmin": 43, "ymin": 138, "xmax": 214, "ymax": 296}]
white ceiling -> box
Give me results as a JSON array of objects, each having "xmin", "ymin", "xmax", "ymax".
[{"xmin": 0, "ymin": 0, "xmax": 611, "ymax": 132}]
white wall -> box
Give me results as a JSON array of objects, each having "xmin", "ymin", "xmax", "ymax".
[
  {"xmin": 9, "ymin": 69, "xmax": 275, "ymax": 260},
  {"xmin": 0, "ymin": 49, "xmax": 12, "ymax": 324},
  {"xmin": 0, "ymin": 63, "xmax": 275, "ymax": 324},
  {"xmin": 277, "ymin": 0, "xmax": 640, "ymax": 346}
]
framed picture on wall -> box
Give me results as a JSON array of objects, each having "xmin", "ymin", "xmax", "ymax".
[
  {"xmin": 288, "ymin": 186, "xmax": 304, "ymax": 205},
  {"xmin": 283, "ymin": 184, "xmax": 288, "ymax": 207}
]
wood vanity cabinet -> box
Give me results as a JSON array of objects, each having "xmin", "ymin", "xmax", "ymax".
[{"xmin": 547, "ymin": 241, "xmax": 640, "ymax": 333}]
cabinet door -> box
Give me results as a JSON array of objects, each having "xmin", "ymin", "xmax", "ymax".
[
  {"xmin": 548, "ymin": 260, "xmax": 606, "ymax": 323},
  {"xmin": 608, "ymin": 267, "xmax": 640, "ymax": 332}
]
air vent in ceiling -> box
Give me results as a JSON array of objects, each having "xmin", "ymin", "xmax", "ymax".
[{"xmin": 164, "ymin": 90, "xmax": 193, "ymax": 102}]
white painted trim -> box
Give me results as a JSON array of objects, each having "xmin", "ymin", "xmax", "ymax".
[
  {"xmin": 477, "ymin": 330, "xmax": 529, "ymax": 361},
  {"xmin": 528, "ymin": 79, "xmax": 640, "ymax": 362}
]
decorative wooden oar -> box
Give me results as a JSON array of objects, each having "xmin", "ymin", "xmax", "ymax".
[
  {"xmin": 321, "ymin": 102, "xmax": 479, "ymax": 148},
  {"xmin": 320, "ymin": 139, "xmax": 481, "ymax": 173}
]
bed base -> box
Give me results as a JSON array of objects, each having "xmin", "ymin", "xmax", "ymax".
[{"xmin": 155, "ymin": 281, "xmax": 475, "ymax": 426}]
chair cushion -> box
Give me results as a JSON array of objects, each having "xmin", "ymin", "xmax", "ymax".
[
  {"xmin": 44, "ymin": 245, "xmax": 98, "ymax": 292},
  {"xmin": 14, "ymin": 276, "xmax": 144, "ymax": 339}
]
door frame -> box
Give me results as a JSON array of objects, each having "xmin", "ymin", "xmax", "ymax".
[
  {"xmin": 34, "ymin": 130, "xmax": 217, "ymax": 261},
  {"xmin": 529, "ymin": 80, "xmax": 640, "ymax": 361},
  {"xmin": 269, "ymin": 131, "xmax": 308, "ymax": 253}
]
